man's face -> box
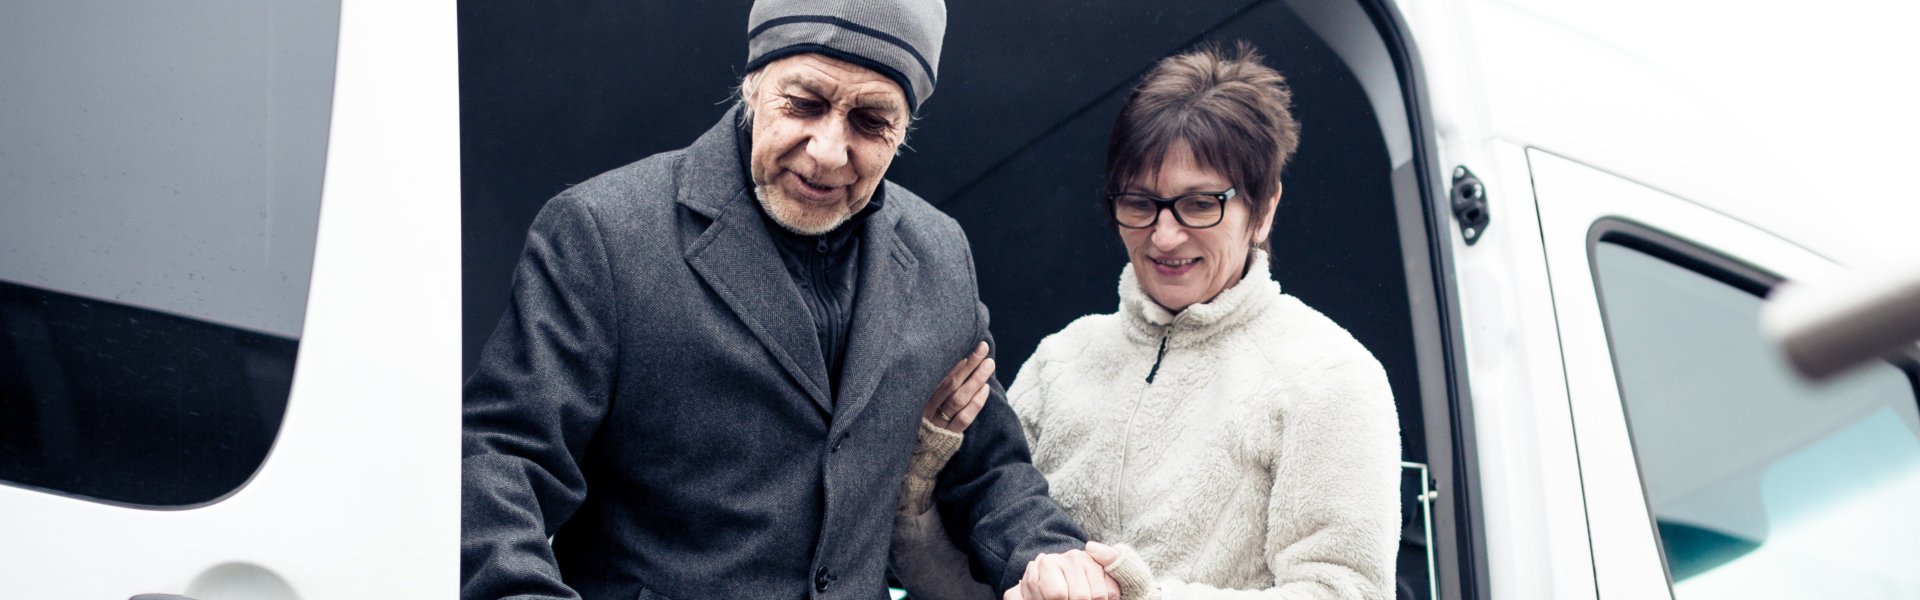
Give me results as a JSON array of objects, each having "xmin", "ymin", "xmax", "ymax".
[{"xmin": 748, "ymin": 54, "xmax": 909, "ymax": 235}]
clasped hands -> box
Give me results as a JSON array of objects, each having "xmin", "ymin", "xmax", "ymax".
[{"xmin": 1003, "ymin": 541, "xmax": 1129, "ymax": 600}]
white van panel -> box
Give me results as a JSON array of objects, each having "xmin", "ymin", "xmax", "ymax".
[
  {"xmin": 1529, "ymin": 148, "xmax": 1834, "ymax": 600},
  {"xmin": 0, "ymin": 0, "xmax": 461, "ymax": 596},
  {"xmin": 1449, "ymin": 141, "xmax": 1598, "ymax": 600}
]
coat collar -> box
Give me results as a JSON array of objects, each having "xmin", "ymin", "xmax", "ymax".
[
  {"xmin": 1118, "ymin": 248, "xmax": 1280, "ymax": 348},
  {"xmin": 678, "ymin": 107, "xmax": 918, "ymax": 424},
  {"xmin": 831, "ymin": 181, "xmax": 917, "ymax": 432},
  {"xmin": 676, "ymin": 106, "xmax": 753, "ymax": 220}
]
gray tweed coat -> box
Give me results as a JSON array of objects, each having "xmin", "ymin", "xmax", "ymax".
[{"xmin": 462, "ymin": 107, "xmax": 1083, "ymax": 600}]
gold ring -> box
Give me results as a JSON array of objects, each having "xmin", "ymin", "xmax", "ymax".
[{"xmin": 938, "ymin": 411, "xmax": 953, "ymax": 421}]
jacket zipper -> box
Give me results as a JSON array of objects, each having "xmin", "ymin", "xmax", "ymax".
[
  {"xmin": 1119, "ymin": 324, "xmax": 1171, "ymax": 530},
  {"xmin": 1144, "ymin": 330, "xmax": 1170, "ymax": 383}
]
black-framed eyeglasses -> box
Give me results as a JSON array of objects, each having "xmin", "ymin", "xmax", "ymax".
[{"xmin": 1108, "ymin": 188, "xmax": 1238, "ymax": 229}]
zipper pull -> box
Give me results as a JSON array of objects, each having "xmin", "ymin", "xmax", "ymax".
[{"xmin": 1145, "ymin": 331, "xmax": 1169, "ymax": 383}]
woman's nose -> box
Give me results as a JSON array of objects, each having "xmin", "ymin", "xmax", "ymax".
[{"xmin": 1150, "ymin": 208, "xmax": 1187, "ymax": 248}]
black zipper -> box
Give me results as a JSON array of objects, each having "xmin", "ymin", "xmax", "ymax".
[{"xmin": 1144, "ymin": 330, "xmax": 1169, "ymax": 383}]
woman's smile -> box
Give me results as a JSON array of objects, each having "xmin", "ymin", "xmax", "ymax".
[{"xmin": 1149, "ymin": 255, "xmax": 1201, "ymax": 276}]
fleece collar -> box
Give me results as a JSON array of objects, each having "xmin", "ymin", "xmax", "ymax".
[{"xmin": 1117, "ymin": 248, "xmax": 1280, "ymax": 348}]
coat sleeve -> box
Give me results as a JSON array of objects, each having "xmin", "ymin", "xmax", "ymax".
[
  {"xmin": 930, "ymin": 293, "xmax": 1090, "ymax": 593},
  {"xmin": 1157, "ymin": 358, "xmax": 1403, "ymax": 600},
  {"xmin": 461, "ymin": 193, "xmax": 620, "ymax": 600}
]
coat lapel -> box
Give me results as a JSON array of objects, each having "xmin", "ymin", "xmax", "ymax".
[
  {"xmin": 831, "ymin": 185, "xmax": 918, "ymax": 432},
  {"xmin": 679, "ymin": 110, "xmax": 833, "ymax": 413}
]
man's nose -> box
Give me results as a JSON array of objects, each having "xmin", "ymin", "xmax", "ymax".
[
  {"xmin": 804, "ymin": 116, "xmax": 851, "ymax": 173},
  {"xmin": 1150, "ymin": 208, "xmax": 1187, "ymax": 249}
]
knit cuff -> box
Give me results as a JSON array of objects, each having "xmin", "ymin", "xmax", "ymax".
[
  {"xmin": 897, "ymin": 418, "xmax": 965, "ymax": 516},
  {"xmin": 1104, "ymin": 545, "xmax": 1160, "ymax": 600}
]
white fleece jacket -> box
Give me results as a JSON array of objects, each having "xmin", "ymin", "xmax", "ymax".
[{"xmin": 893, "ymin": 252, "xmax": 1402, "ymax": 600}]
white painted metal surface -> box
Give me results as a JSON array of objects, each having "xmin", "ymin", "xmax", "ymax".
[
  {"xmin": 1445, "ymin": 142, "xmax": 1600, "ymax": 600},
  {"xmin": 1400, "ymin": 0, "xmax": 1914, "ymax": 596},
  {"xmin": 1528, "ymin": 148, "xmax": 1839, "ymax": 600},
  {"xmin": 0, "ymin": 0, "xmax": 462, "ymax": 596}
]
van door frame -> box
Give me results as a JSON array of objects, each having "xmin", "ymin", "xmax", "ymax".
[{"xmin": 1349, "ymin": 2, "xmax": 1491, "ymax": 598}]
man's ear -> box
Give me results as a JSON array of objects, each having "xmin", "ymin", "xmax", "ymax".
[{"xmin": 1252, "ymin": 184, "xmax": 1282, "ymax": 245}]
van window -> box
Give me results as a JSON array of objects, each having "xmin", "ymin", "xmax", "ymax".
[
  {"xmin": 0, "ymin": 0, "xmax": 339, "ymax": 507},
  {"xmin": 1593, "ymin": 240, "xmax": 1920, "ymax": 597}
]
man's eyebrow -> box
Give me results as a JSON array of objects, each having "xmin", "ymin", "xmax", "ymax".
[
  {"xmin": 773, "ymin": 73, "xmax": 901, "ymax": 116},
  {"xmin": 775, "ymin": 74, "xmax": 830, "ymax": 98},
  {"xmin": 854, "ymin": 96, "xmax": 902, "ymax": 114}
]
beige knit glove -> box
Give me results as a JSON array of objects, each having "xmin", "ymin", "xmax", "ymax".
[
  {"xmin": 1103, "ymin": 544, "xmax": 1161, "ymax": 600},
  {"xmin": 897, "ymin": 417, "xmax": 965, "ymax": 516}
]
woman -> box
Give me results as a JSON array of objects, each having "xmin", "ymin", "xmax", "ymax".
[{"xmin": 891, "ymin": 42, "xmax": 1402, "ymax": 600}]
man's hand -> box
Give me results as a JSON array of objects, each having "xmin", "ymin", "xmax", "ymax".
[{"xmin": 1001, "ymin": 548, "xmax": 1121, "ymax": 600}]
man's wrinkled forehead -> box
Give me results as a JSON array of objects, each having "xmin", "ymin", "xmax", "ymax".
[{"xmin": 765, "ymin": 55, "xmax": 907, "ymax": 115}]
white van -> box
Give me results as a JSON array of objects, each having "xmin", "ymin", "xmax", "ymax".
[
  {"xmin": 0, "ymin": 0, "xmax": 459, "ymax": 597},
  {"xmin": 2, "ymin": 1, "xmax": 1913, "ymax": 599},
  {"xmin": 1405, "ymin": 1, "xmax": 1920, "ymax": 598}
]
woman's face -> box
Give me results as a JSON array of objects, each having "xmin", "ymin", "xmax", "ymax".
[{"xmin": 1117, "ymin": 142, "xmax": 1274, "ymax": 313}]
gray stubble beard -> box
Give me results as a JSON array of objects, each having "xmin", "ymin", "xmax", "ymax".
[{"xmin": 753, "ymin": 183, "xmax": 854, "ymax": 236}]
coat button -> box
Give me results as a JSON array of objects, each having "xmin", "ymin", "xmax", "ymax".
[
  {"xmin": 814, "ymin": 567, "xmax": 834, "ymax": 592},
  {"xmin": 831, "ymin": 433, "xmax": 848, "ymax": 453}
]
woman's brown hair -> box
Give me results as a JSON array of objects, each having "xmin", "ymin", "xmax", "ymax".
[{"xmin": 1106, "ymin": 41, "xmax": 1300, "ymax": 252}]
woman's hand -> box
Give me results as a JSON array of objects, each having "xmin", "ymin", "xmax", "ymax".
[
  {"xmin": 1085, "ymin": 541, "xmax": 1159, "ymax": 600},
  {"xmin": 924, "ymin": 341, "xmax": 994, "ymax": 433},
  {"xmin": 897, "ymin": 342, "xmax": 993, "ymax": 517}
]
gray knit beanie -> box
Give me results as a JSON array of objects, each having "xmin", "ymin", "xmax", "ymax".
[{"xmin": 746, "ymin": 0, "xmax": 946, "ymax": 113}]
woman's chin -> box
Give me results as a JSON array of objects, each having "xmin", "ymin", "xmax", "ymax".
[{"xmin": 1141, "ymin": 286, "xmax": 1197, "ymax": 313}]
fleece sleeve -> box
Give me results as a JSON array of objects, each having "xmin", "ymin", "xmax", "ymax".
[
  {"xmin": 891, "ymin": 420, "xmax": 996, "ymax": 600},
  {"xmin": 891, "ymin": 503, "xmax": 999, "ymax": 600},
  {"xmin": 898, "ymin": 418, "xmax": 967, "ymax": 517}
]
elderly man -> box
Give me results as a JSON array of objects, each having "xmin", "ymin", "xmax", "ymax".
[{"xmin": 461, "ymin": 1, "xmax": 1120, "ymax": 599}]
